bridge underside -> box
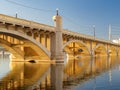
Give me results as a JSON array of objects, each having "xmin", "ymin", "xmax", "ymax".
[
  {"xmin": 0, "ymin": 33, "xmax": 50, "ymax": 61},
  {"xmin": 1, "ymin": 32, "xmax": 119, "ymax": 62},
  {"xmin": 109, "ymin": 47, "xmax": 117, "ymax": 56},
  {"xmin": 94, "ymin": 45, "xmax": 107, "ymax": 56},
  {"xmin": 63, "ymin": 40, "xmax": 119, "ymax": 60},
  {"xmin": 63, "ymin": 42, "xmax": 90, "ymax": 59}
]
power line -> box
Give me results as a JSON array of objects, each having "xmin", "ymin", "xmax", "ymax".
[
  {"xmin": 5, "ymin": 0, "xmax": 55, "ymax": 12},
  {"xmin": 61, "ymin": 13, "xmax": 91, "ymax": 29},
  {"xmin": 110, "ymin": 25, "xmax": 120, "ymax": 40},
  {"xmin": 5, "ymin": 0, "xmax": 95, "ymax": 35},
  {"xmin": 5, "ymin": 0, "xmax": 92, "ymax": 29},
  {"xmin": 112, "ymin": 27, "xmax": 120, "ymax": 30},
  {"xmin": 60, "ymin": 13, "xmax": 96, "ymax": 37}
]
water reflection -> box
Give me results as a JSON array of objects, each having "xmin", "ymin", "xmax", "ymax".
[
  {"xmin": 51, "ymin": 64, "xmax": 64, "ymax": 90},
  {"xmin": 0, "ymin": 56, "xmax": 50, "ymax": 90},
  {"xmin": 0, "ymin": 55, "xmax": 120, "ymax": 90},
  {"xmin": 63, "ymin": 56, "xmax": 120, "ymax": 90}
]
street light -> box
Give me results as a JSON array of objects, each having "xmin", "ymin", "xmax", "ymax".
[
  {"xmin": 93, "ymin": 25, "xmax": 96, "ymax": 39},
  {"xmin": 56, "ymin": 8, "xmax": 59, "ymax": 16},
  {"xmin": 109, "ymin": 24, "xmax": 112, "ymax": 41},
  {"xmin": 15, "ymin": 12, "xmax": 18, "ymax": 18}
]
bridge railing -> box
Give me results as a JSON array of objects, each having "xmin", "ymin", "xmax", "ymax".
[
  {"xmin": 0, "ymin": 14, "xmax": 119, "ymax": 46},
  {"xmin": 63, "ymin": 29, "xmax": 119, "ymax": 46},
  {"xmin": 0, "ymin": 14, "xmax": 55, "ymax": 32}
]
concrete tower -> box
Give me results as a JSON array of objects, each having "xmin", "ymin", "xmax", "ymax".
[{"xmin": 51, "ymin": 9, "xmax": 64, "ymax": 63}]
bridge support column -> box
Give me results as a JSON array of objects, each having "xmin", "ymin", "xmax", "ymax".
[
  {"xmin": 90, "ymin": 41, "xmax": 94, "ymax": 57},
  {"xmin": 50, "ymin": 11, "xmax": 64, "ymax": 90},
  {"xmin": 116, "ymin": 48, "xmax": 119, "ymax": 57},
  {"xmin": 107, "ymin": 45, "xmax": 110, "ymax": 57},
  {"xmin": 44, "ymin": 34, "xmax": 47, "ymax": 47},
  {"xmin": 51, "ymin": 11, "xmax": 64, "ymax": 63}
]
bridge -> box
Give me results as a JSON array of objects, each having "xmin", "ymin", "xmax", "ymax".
[{"xmin": 0, "ymin": 12, "xmax": 120, "ymax": 62}]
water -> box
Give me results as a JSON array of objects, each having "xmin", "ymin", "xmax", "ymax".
[{"xmin": 0, "ymin": 55, "xmax": 120, "ymax": 90}]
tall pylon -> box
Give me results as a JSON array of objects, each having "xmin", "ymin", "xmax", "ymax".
[{"xmin": 109, "ymin": 24, "xmax": 112, "ymax": 41}]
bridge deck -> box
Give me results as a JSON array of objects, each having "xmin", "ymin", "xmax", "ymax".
[{"xmin": 0, "ymin": 14, "xmax": 119, "ymax": 46}]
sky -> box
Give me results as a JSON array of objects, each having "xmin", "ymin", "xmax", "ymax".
[{"xmin": 0, "ymin": 0, "xmax": 120, "ymax": 40}]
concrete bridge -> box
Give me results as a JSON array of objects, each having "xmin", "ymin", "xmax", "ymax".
[{"xmin": 0, "ymin": 12, "xmax": 119, "ymax": 62}]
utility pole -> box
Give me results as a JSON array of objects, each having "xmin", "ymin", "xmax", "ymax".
[
  {"xmin": 109, "ymin": 24, "xmax": 112, "ymax": 41},
  {"xmin": 93, "ymin": 25, "xmax": 95, "ymax": 39},
  {"xmin": 15, "ymin": 12, "xmax": 18, "ymax": 18}
]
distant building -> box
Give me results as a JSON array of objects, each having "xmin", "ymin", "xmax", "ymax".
[{"xmin": 112, "ymin": 39, "xmax": 120, "ymax": 44}]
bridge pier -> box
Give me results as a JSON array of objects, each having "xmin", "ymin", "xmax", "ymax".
[
  {"xmin": 90, "ymin": 41, "xmax": 95, "ymax": 57},
  {"xmin": 51, "ymin": 11, "xmax": 64, "ymax": 63},
  {"xmin": 50, "ymin": 11, "xmax": 64, "ymax": 90}
]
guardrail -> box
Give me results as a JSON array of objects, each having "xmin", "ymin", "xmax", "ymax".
[
  {"xmin": 0, "ymin": 14, "xmax": 55, "ymax": 31},
  {"xmin": 63, "ymin": 29, "xmax": 119, "ymax": 46}
]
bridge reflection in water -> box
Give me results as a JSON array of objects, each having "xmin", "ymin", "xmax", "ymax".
[{"xmin": 0, "ymin": 55, "xmax": 120, "ymax": 90}]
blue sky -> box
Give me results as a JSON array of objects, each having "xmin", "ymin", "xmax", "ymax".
[{"xmin": 1, "ymin": 0, "xmax": 120, "ymax": 40}]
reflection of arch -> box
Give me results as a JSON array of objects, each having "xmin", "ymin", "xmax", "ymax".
[
  {"xmin": 1, "ymin": 61, "xmax": 50, "ymax": 90},
  {"xmin": 0, "ymin": 29, "xmax": 50, "ymax": 59},
  {"xmin": 64, "ymin": 57, "xmax": 91, "ymax": 76},
  {"xmin": 93, "ymin": 44, "xmax": 107, "ymax": 56},
  {"xmin": 62, "ymin": 40, "xmax": 91, "ymax": 55}
]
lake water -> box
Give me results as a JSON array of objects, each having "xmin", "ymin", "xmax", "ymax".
[{"xmin": 0, "ymin": 55, "xmax": 120, "ymax": 90}]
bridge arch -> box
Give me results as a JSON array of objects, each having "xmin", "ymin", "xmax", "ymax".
[
  {"xmin": 93, "ymin": 44, "xmax": 107, "ymax": 56},
  {"xmin": 62, "ymin": 40, "xmax": 91, "ymax": 58},
  {"xmin": 0, "ymin": 29, "xmax": 51, "ymax": 60},
  {"xmin": 0, "ymin": 38, "xmax": 24, "ymax": 59},
  {"xmin": 109, "ymin": 46, "xmax": 117, "ymax": 56},
  {"xmin": 118, "ymin": 48, "xmax": 120, "ymax": 55}
]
